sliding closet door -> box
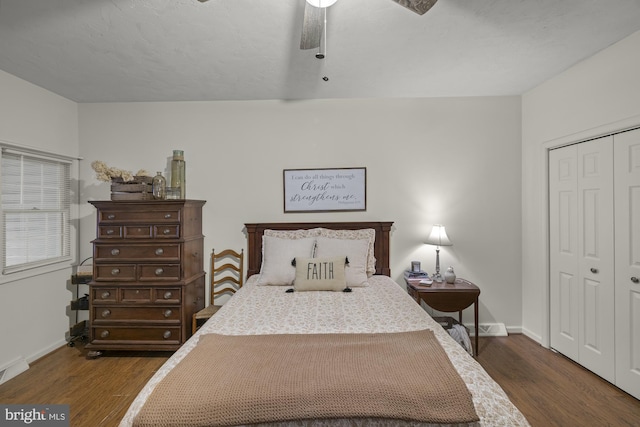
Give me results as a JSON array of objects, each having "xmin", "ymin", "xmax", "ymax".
[
  {"xmin": 549, "ymin": 137, "xmax": 615, "ymax": 382},
  {"xmin": 614, "ymin": 128, "xmax": 640, "ymax": 399}
]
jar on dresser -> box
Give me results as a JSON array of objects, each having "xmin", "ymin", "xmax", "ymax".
[{"xmin": 86, "ymin": 200, "xmax": 206, "ymax": 354}]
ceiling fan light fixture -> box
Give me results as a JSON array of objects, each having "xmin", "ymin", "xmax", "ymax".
[{"xmin": 305, "ymin": 0, "xmax": 338, "ymax": 8}]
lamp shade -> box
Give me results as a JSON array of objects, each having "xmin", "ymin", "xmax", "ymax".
[
  {"xmin": 306, "ymin": 0, "xmax": 338, "ymax": 7},
  {"xmin": 425, "ymin": 225, "xmax": 452, "ymax": 247}
]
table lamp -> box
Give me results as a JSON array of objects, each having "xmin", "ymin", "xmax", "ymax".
[{"xmin": 425, "ymin": 224, "xmax": 452, "ymax": 282}]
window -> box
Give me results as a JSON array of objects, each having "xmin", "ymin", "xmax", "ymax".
[{"xmin": 1, "ymin": 149, "xmax": 71, "ymax": 274}]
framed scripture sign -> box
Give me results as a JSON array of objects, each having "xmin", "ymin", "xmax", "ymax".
[{"xmin": 283, "ymin": 167, "xmax": 367, "ymax": 213}]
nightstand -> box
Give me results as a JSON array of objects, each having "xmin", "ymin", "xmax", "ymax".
[{"xmin": 405, "ymin": 277, "xmax": 480, "ymax": 356}]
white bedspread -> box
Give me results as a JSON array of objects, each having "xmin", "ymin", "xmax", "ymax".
[{"xmin": 119, "ymin": 275, "xmax": 530, "ymax": 427}]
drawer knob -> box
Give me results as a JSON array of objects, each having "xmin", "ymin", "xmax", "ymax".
[
  {"xmin": 111, "ymin": 268, "xmax": 120, "ymax": 276},
  {"xmin": 106, "ymin": 229, "xmax": 114, "ymax": 235},
  {"xmin": 632, "ymin": 277, "xmax": 639, "ymax": 284},
  {"xmin": 100, "ymin": 330, "xmax": 110, "ymax": 338},
  {"xmin": 101, "ymin": 291, "xmax": 111, "ymax": 298},
  {"xmin": 101, "ymin": 309, "xmax": 111, "ymax": 318},
  {"xmin": 163, "ymin": 309, "xmax": 172, "ymax": 318},
  {"xmin": 163, "ymin": 228, "xmax": 171, "ymax": 235},
  {"xmin": 590, "ymin": 268, "xmax": 599, "ymax": 274},
  {"xmin": 155, "ymin": 248, "xmax": 164, "ymax": 255},
  {"xmin": 163, "ymin": 291, "xmax": 173, "ymax": 299},
  {"xmin": 111, "ymin": 248, "xmax": 120, "ymax": 256},
  {"xmin": 164, "ymin": 214, "xmax": 172, "ymax": 219},
  {"xmin": 107, "ymin": 214, "xmax": 115, "ymax": 220},
  {"xmin": 163, "ymin": 330, "xmax": 172, "ymax": 339},
  {"xmin": 155, "ymin": 268, "xmax": 164, "ymax": 276}
]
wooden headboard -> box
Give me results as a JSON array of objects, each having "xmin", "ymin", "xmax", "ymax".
[{"xmin": 244, "ymin": 222, "xmax": 393, "ymax": 278}]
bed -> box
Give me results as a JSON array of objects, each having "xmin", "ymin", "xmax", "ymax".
[{"xmin": 120, "ymin": 221, "xmax": 529, "ymax": 427}]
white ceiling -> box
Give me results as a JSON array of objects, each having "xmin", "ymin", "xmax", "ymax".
[{"xmin": 1, "ymin": 0, "xmax": 640, "ymax": 103}]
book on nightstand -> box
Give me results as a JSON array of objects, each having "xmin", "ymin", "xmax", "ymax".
[{"xmin": 404, "ymin": 270, "xmax": 430, "ymax": 279}]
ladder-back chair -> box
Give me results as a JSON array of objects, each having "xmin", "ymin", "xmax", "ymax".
[{"xmin": 192, "ymin": 248, "xmax": 244, "ymax": 334}]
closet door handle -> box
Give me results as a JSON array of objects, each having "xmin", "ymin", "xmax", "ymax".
[
  {"xmin": 590, "ymin": 268, "xmax": 598, "ymax": 274},
  {"xmin": 632, "ymin": 277, "xmax": 639, "ymax": 284}
]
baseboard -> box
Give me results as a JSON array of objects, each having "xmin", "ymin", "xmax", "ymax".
[
  {"xmin": 0, "ymin": 357, "xmax": 29, "ymax": 386},
  {"xmin": 521, "ymin": 327, "xmax": 543, "ymax": 345},
  {"xmin": 470, "ymin": 323, "xmax": 508, "ymax": 337},
  {"xmin": 26, "ymin": 339, "xmax": 67, "ymax": 364}
]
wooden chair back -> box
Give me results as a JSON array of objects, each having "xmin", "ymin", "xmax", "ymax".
[{"xmin": 210, "ymin": 248, "xmax": 244, "ymax": 305}]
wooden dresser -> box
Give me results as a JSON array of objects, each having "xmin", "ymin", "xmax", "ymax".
[{"xmin": 86, "ymin": 200, "xmax": 206, "ymax": 352}]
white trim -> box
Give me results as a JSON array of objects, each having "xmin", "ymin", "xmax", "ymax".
[
  {"xmin": 473, "ymin": 323, "xmax": 508, "ymax": 337},
  {"xmin": 0, "ymin": 138, "xmax": 82, "ymax": 162},
  {"xmin": 521, "ymin": 327, "xmax": 543, "ymax": 345},
  {"xmin": 0, "ymin": 261, "xmax": 72, "ymax": 285},
  {"xmin": 0, "ymin": 357, "xmax": 29, "ymax": 386},
  {"xmin": 1, "ymin": 148, "xmax": 73, "ymax": 164},
  {"xmin": 27, "ymin": 339, "xmax": 67, "ymax": 364},
  {"xmin": 2, "ymin": 256, "xmax": 73, "ymax": 275}
]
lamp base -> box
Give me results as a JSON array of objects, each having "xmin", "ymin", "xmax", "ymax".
[{"xmin": 432, "ymin": 273, "xmax": 444, "ymax": 282}]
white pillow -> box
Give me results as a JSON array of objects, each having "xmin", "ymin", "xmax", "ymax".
[
  {"xmin": 258, "ymin": 236, "xmax": 316, "ymax": 285},
  {"xmin": 314, "ymin": 236, "xmax": 369, "ymax": 287},
  {"xmin": 319, "ymin": 228, "xmax": 376, "ymax": 276}
]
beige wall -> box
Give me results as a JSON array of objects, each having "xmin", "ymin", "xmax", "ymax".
[
  {"xmin": 0, "ymin": 70, "xmax": 79, "ymax": 372},
  {"xmin": 79, "ymin": 96, "xmax": 523, "ymax": 330},
  {"xmin": 521, "ymin": 30, "xmax": 640, "ymax": 344}
]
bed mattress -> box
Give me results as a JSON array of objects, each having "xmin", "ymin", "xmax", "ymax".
[{"xmin": 119, "ymin": 275, "xmax": 529, "ymax": 427}]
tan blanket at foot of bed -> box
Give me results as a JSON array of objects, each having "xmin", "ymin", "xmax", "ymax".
[{"xmin": 133, "ymin": 330, "xmax": 479, "ymax": 426}]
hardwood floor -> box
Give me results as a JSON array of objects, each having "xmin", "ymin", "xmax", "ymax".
[
  {"xmin": 476, "ymin": 335, "xmax": 639, "ymax": 426},
  {"xmin": 0, "ymin": 345, "xmax": 171, "ymax": 427},
  {"xmin": 0, "ymin": 335, "xmax": 637, "ymax": 426}
]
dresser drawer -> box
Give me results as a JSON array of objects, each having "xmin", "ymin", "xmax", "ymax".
[
  {"xmin": 98, "ymin": 225, "xmax": 176, "ymax": 239},
  {"xmin": 91, "ymin": 326, "xmax": 181, "ymax": 344},
  {"xmin": 92, "ymin": 287, "xmax": 118, "ymax": 303},
  {"xmin": 92, "ymin": 306, "xmax": 180, "ymax": 323},
  {"xmin": 153, "ymin": 287, "xmax": 181, "ymax": 303},
  {"xmin": 154, "ymin": 225, "xmax": 180, "ymax": 238},
  {"xmin": 94, "ymin": 244, "xmax": 180, "ymax": 262},
  {"xmin": 98, "ymin": 209, "xmax": 181, "ymax": 224},
  {"xmin": 124, "ymin": 225, "xmax": 153, "ymax": 238},
  {"xmin": 120, "ymin": 287, "xmax": 153, "ymax": 303},
  {"xmin": 98, "ymin": 226, "xmax": 123, "ymax": 239},
  {"xmin": 94, "ymin": 264, "xmax": 136, "ymax": 281},
  {"xmin": 92, "ymin": 287, "xmax": 182, "ymax": 304},
  {"xmin": 139, "ymin": 264, "xmax": 180, "ymax": 281}
]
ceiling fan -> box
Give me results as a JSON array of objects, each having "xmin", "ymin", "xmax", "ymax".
[
  {"xmin": 197, "ymin": 0, "xmax": 438, "ymax": 55},
  {"xmin": 300, "ymin": 0, "xmax": 438, "ymax": 56}
]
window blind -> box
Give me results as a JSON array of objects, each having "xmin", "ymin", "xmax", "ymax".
[{"xmin": 1, "ymin": 149, "xmax": 71, "ymax": 274}]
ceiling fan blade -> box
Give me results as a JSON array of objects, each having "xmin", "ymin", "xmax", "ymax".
[
  {"xmin": 391, "ymin": 0, "xmax": 438, "ymax": 15},
  {"xmin": 300, "ymin": 2, "xmax": 322, "ymax": 50}
]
